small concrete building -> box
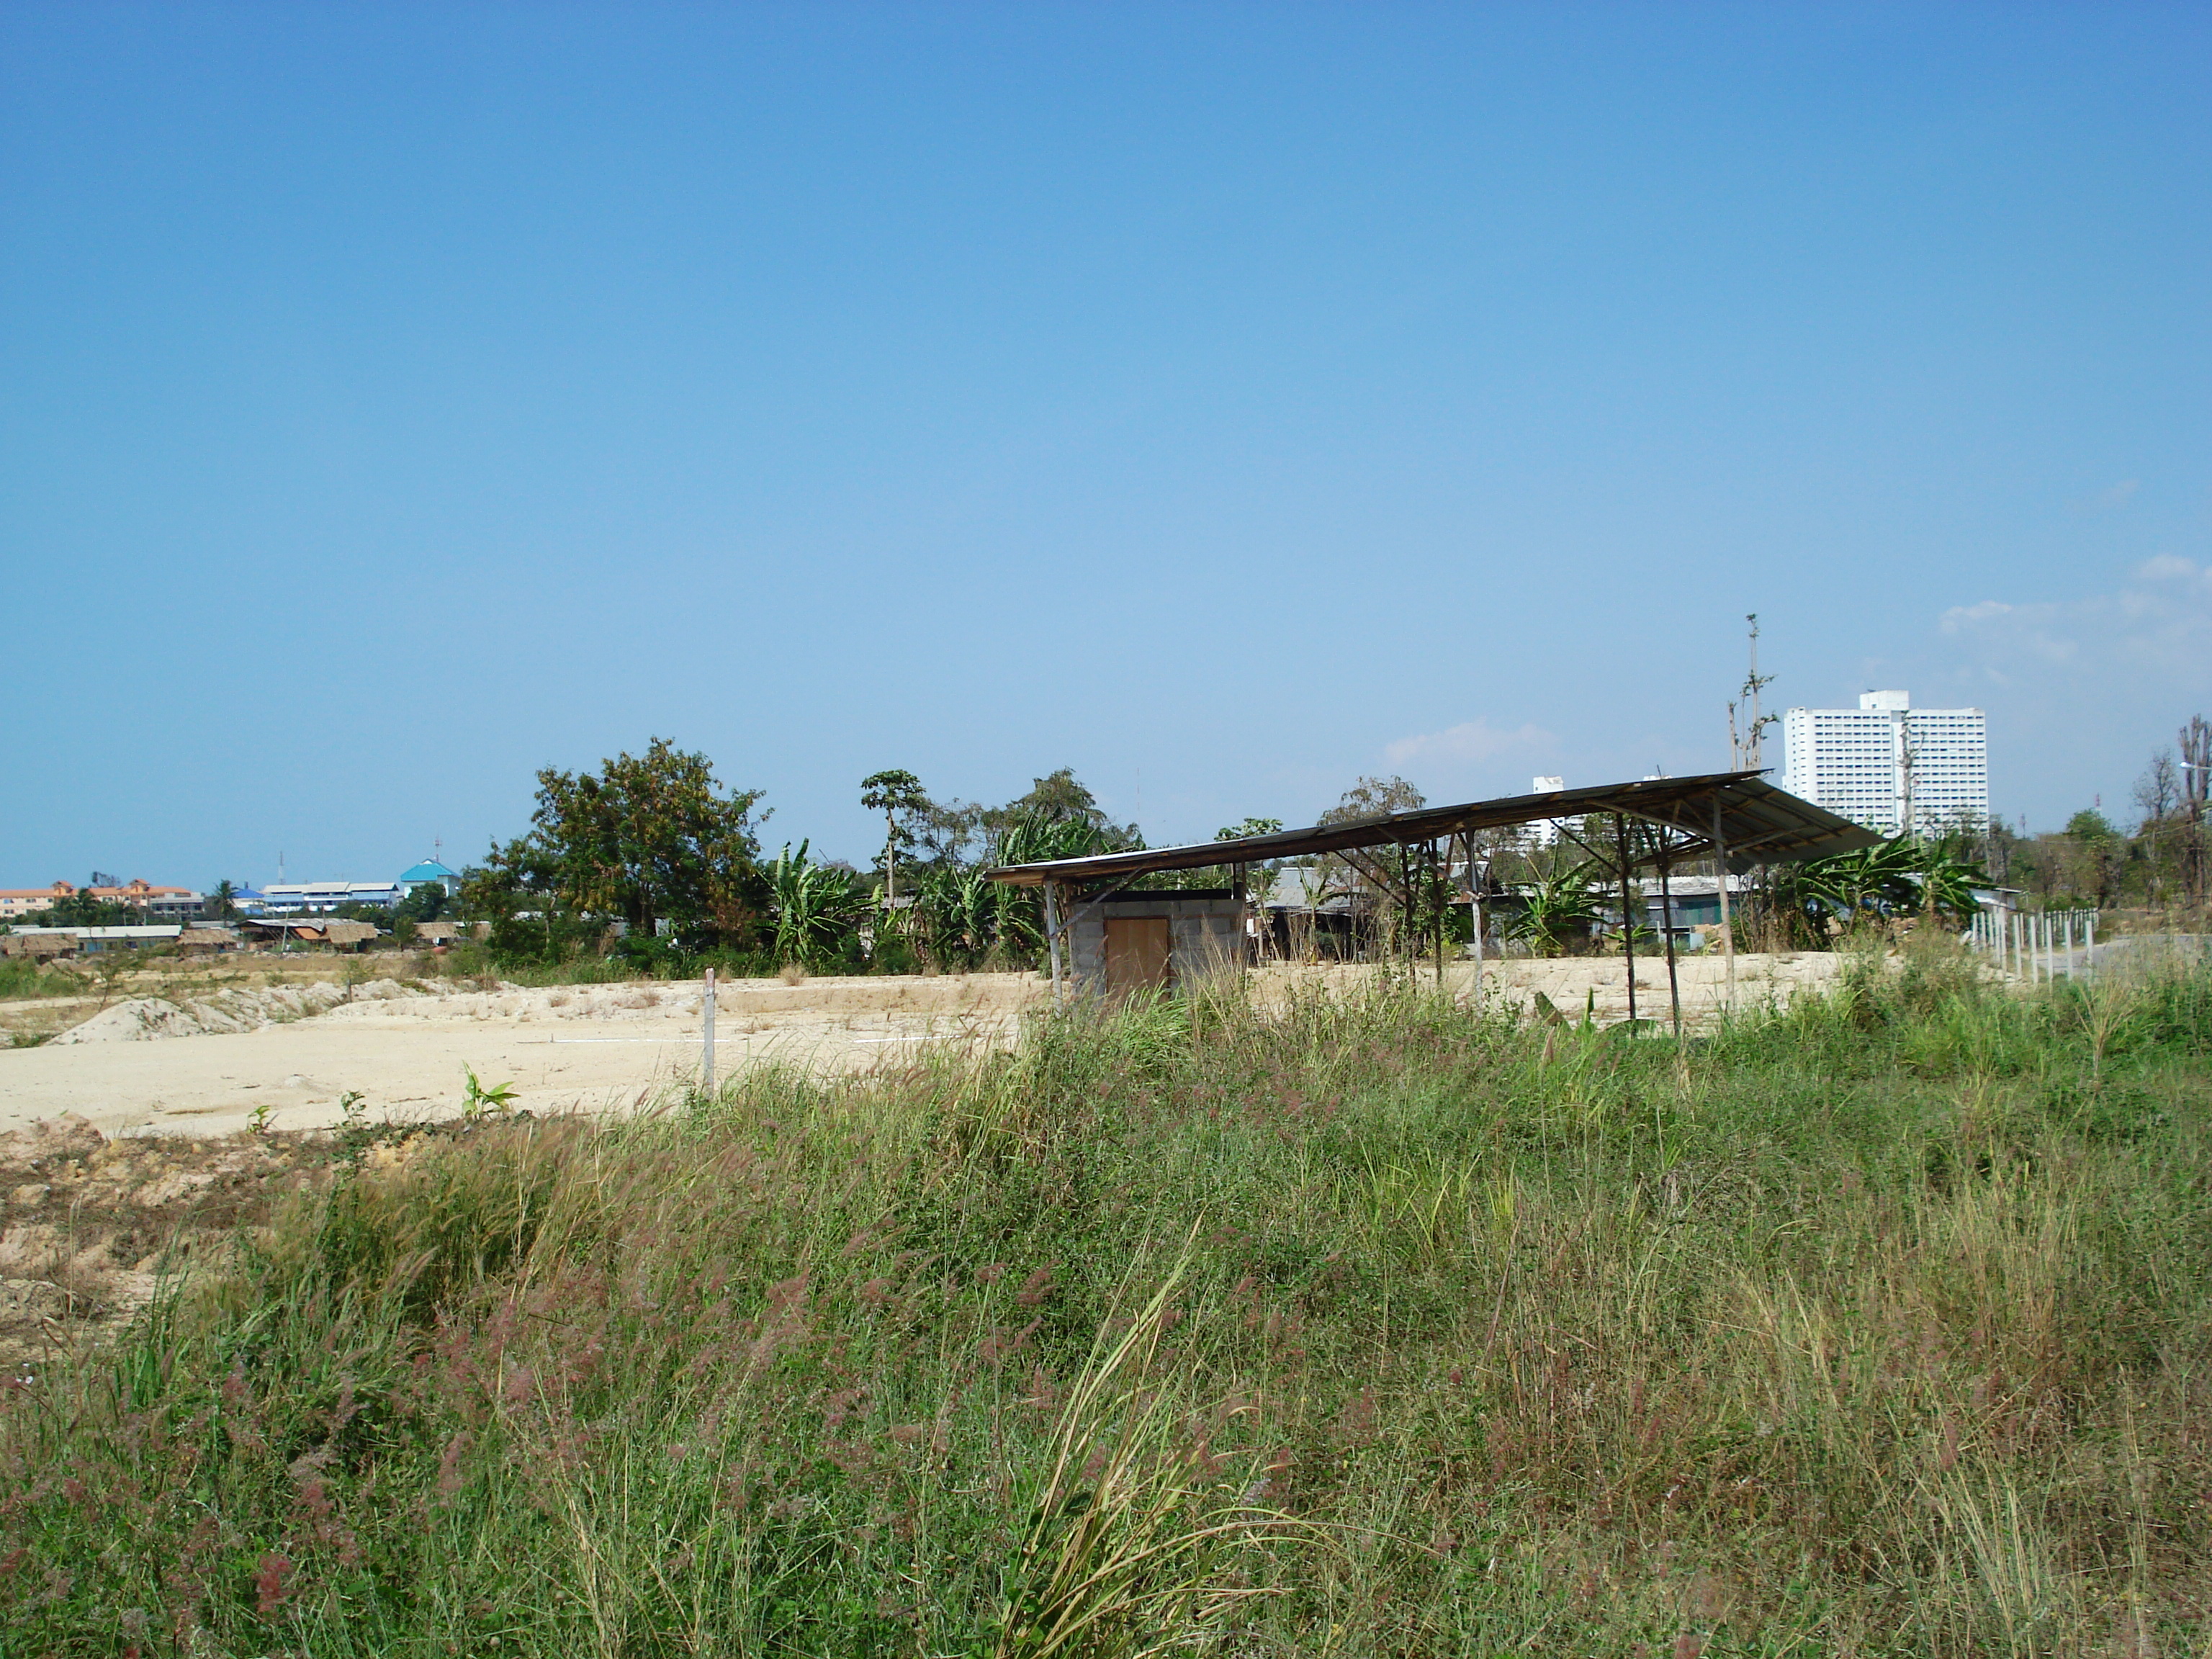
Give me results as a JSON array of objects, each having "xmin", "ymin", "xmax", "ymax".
[{"xmin": 1067, "ymin": 890, "xmax": 1246, "ymax": 997}]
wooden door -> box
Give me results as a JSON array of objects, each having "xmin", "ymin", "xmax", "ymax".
[{"xmin": 1104, "ymin": 916, "xmax": 1172, "ymax": 996}]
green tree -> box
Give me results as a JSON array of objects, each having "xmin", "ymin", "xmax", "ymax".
[
  {"xmin": 985, "ymin": 768, "xmax": 1140, "ymax": 857},
  {"xmin": 2064, "ymin": 808, "xmax": 2124, "ymax": 907},
  {"xmin": 206, "ymin": 880, "xmax": 239, "ymax": 921},
  {"xmin": 859, "ymin": 770, "xmax": 932, "ymax": 904},
  {"xmin": 467, "ymin": 739, "xmax": 768, "ymax": 950},
  {"xmin": 37, "ymin": 888, "xmax": 135, "ymax": 927},
  {"xmin": 394, "ymin": 881, "xmax": 448, "ymax": 925}
]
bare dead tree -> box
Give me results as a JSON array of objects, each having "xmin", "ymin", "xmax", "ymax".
[
  {"xmin": 2134, "ymin": 748, "xmax": 2180, "ymax": 907},
  {"xmin": 2182, "ymin": 716, "xmax": 2211, "ymax": 907}
]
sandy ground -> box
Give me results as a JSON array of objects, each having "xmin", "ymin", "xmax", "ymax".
[
  {"xmin": 0, "ymin": 971, "xmax": 1038, "ymax": 1141},
  {"xmin": 0, "ymin": 949, "xmax": 1846, "ymax": 1144}
]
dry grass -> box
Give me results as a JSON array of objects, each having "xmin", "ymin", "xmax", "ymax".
[{"xmin": 1, "ymin": 940, "xmax": 2208, "ymax": 1654}]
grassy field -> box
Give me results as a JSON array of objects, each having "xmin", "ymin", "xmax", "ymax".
[{"xmin": 4, "ymin": 941, "xmax": 2209, "ymax": 1656}]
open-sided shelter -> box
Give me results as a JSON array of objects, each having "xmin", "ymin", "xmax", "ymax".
[{"xmin": 988, "ymin": 770, "xmax": 1880, "ymax": 1028}]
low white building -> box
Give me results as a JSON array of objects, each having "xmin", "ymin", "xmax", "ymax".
[{"xmin": 259, "ymin": 881, "xmax": 403, "ymax": 914}]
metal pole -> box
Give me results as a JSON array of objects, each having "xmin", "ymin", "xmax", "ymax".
[
  {"xmin": 701, "ymin": 967, "xmax": 716, "ymax": 1097},
  {"xmin": 1659, "ymin": 845, "xmax": 1681, "ymax": 1039},
  {"xmin": 1467, "ymin": 833, "xmax": 1485, "ymax": 1005},
  {"xmin": 1617, "ymin": 816, "xmax": 1637, "ymax": 1026},
  {"xmin": 1712, "ymin": 796, "xmax": 1735, "ymax": 1016},
  {"xmin": 1043, "ymin": 882, "xmax": 1066, "ymax": 1007}
]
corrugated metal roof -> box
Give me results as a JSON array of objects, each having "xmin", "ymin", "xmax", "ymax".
[{"xmin": 988, "ymin": 772, "xmax": 1881, "ymax": 888}]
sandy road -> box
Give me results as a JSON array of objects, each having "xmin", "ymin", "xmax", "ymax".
[{"xmin": 0, "ymin": 952, "xmax": 1845, "ymax": 1143}]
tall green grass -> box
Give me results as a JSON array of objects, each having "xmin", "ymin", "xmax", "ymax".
[{"xmin": 4, "ymin": 941, "xmax": 2209, "ymax": 1655}]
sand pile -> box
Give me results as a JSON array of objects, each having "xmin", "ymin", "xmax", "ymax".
[{"xmin": 52, "ymin": 979, "xmax": 434, "ymax": 1045}]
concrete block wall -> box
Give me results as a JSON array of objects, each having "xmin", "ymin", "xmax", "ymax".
[{"xmin": 1066, "ymin": 894, "xmax": 1245, "ymax": 995}]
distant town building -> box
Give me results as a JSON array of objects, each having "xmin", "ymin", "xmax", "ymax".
[
  {"xmin": 1779, "ymin": 691, "xmax": 1988, "ymax": 837},
  {"xmin": 5, "ymin": 925, "xmax": 185, "ymax": 955},
  {"xmin": 1524, "ymin": 777, "xmax": 1569, "ymax": 848},
  {"xmin": 397, "ymin": 859, "xmax": 462, "ymax": 897},
  {"xmin": 258, "ymin": 881, "xmax": 404, "ymax": 914},
  {"xmin": 0, "ymin": 879, "xmax": 201, "ymax": 920},
  {"xmin": 0, "ymin": 884, "xmax": 71, "ymax": 920}
]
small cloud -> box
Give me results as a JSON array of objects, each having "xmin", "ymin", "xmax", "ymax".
[
  {"xmin": 1384, "ymin": 717, "xmax": 1551, "ymax": 768},
  {"xmin": 1934, "ymin": 562, "xmax": 2212, "ymax": 691},
  {"xmin": 2100, "ymin": 479, "xmax": 2141, "ymax": 508},
  {"xmin": 1940, "ymin": 600, "xmax": 2012, "ymax": 634}
]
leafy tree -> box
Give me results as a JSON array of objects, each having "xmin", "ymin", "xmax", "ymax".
[
  {"xmin": 1210, "ymin": 818, "xmax": 1286, "ymax": 902},
  {"xmin": 394, "ymin": 881, "xmax": 448, "ymax": 925},
  {"xmin": 467, "ymin": 739, "xmax": 767, "ymax": 951},
  {"xmin": 2064, "ymin": 808, "xmax": 2125, "ymax": 907},
  {"xmin": 1318, "ymin": 776, "xmax": 1425, "ymax": 825},
  {"xmin": 985, "ymin": 769, "xmax": 1139, "ymax": 858},
  {"xmin": 1309, "ymin": 777, "xmax": 1427, "ymax": 940},
  {"xmin": 206, "ymin": 880, "xmax": 239, "ymax": 921},
  {"xmin": 30, "ymin": 889, "xmax": 137, "ymax": 927},
  {"xmin": 859, "ymin": 770, "xmax": 931, "ymax": 902}
]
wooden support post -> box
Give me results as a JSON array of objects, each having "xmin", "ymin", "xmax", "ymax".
[
  {"xmin": 1430, "ymin": 840, "xmax": 1445, "ymax": 986},
  {"xmin": 1043, "ymin": 882, "xmax": 1065, "ymax": 1007},
  {"xmin": 1659, "ymin": 848, "xmax": 1681, "ymax": 1039},
  {"xmin": 1712, "ymin": 796, "xmax": 1736, "ymax": 1016},
  {"xmin": 701, "ymin": 967, "xmax": 716, "ymax": 1097},
  {"xmin": 1617, "ymin": 815, "xmax": 1638, "ymax": 1026},
  {"xmin": 1403, "ymin": 843, "xmax": 1416, "ymax": 971}
]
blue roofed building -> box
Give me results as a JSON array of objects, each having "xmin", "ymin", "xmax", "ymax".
[{"xmin": 398, "ymin": 859, "xmax": 462, "ymax": 897}]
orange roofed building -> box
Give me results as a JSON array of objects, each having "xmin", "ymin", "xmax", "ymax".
[{"xmin": 0, "ymin": 879, "xmax": 202, "ymax": 920}]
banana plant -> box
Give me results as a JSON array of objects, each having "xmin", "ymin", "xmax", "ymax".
[
  {"xmin": 768, "ymin": 841, "xmax": 866, "ymax": 969},
  {"xmin": 1502, "ymin": 860, "xmax": 1607, "ymax": 956},
  {"xmin": 1765, "ymin": 838, "xmax": 1992, "ymax": 940}
]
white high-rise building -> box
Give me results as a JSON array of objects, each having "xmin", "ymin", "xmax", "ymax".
[{"xmin": 1779, "ymin": 691, "xmax": 1987, "ymax": 837}]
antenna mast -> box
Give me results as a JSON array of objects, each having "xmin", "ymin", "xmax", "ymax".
[{"xmin": 1735, "ymin": 613, "xmax": 1777, "ymax": 770}]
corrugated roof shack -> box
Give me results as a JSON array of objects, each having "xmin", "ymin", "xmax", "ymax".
[
  {"xmin": 991, "ymin": 770, "xmax": 1883, "ymax": 1032},
  {"xmin": 1067, "ymin": 889, "xmax": 1244, "ymax": 997}
]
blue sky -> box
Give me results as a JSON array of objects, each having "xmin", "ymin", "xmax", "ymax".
[{"xmin": 5, "ymin": 3, "xmax": 2208, "ymax": 887}]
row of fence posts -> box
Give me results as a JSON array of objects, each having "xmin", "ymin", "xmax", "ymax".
[{"xmin": 1966, "ymin": 907, "xmax": 2097, "ymax": 983}]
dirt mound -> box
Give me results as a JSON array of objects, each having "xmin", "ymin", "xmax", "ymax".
[{"xmin": 49, "ymin": 980, "xmax": 436, "ymax": 1044}]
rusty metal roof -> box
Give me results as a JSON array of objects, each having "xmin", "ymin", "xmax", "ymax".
[{"xmin": 987, "ymin": 772, "xmax": 1881, "ymax": 888}]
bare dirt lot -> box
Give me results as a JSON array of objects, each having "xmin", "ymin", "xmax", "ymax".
[{"xmin": 0, "ymin": 950, "xmax": 1846, "ymax": 1143}]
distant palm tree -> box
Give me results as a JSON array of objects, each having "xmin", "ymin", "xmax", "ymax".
[{"xmin": 207, "ymin": 879, "xmax": 239, "ymax": 920}]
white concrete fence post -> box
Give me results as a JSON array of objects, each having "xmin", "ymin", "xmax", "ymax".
[{"xmin": 702, "ymin": 967, "xmax": 716, "ymax": 1097}]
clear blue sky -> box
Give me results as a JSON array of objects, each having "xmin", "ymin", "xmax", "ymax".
[{"xmin": 5, "ymin": 4, "xmax": 2208, "ymax": 888}]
